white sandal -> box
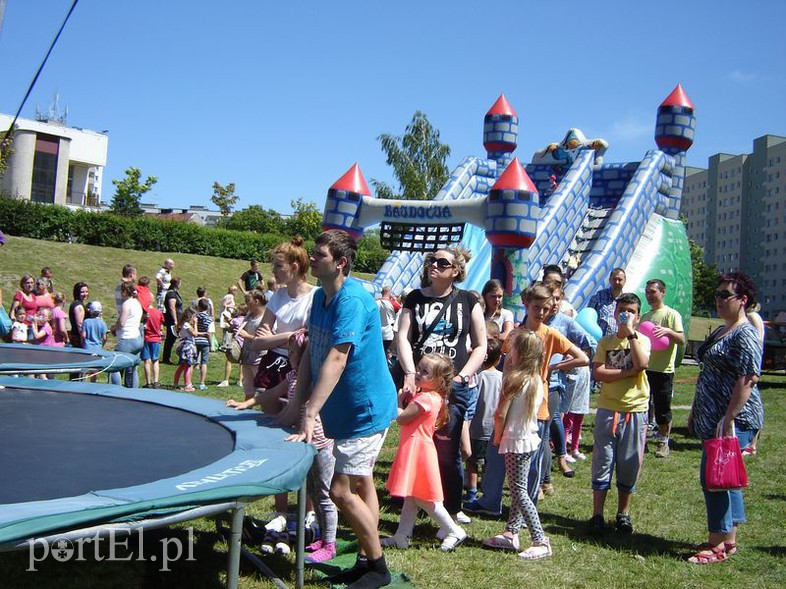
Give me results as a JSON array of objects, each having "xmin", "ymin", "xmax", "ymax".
[
  {"xmin": 519, "ymin": 537, "xmax": 552, "ymax": 560},
  {"xmin": 440, "ymin": 529, "xmax": 467, "ymax": 552}
]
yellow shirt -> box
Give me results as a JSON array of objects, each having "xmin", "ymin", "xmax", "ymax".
[
  {"xmin": 593, "ymin": 334, "xmax": 651, "ymax": 413},
  {"xmin": 640, "ymin": 305, "xmax": 683, "ymax": 374}
]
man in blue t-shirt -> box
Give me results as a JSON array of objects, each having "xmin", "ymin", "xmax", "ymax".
[{"xmin": 285, "ymin": 230, "xmax": 396, "ymax": 589}]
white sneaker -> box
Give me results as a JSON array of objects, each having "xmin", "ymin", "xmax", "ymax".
[
  {"xmin": 216, "ymin": 380, "xmax": 229, "ymax": 388},
  {"xmin": 564, "ymin": 454, "xmax": 577, "ymax": 463},
  {"xmin": 454, "ymin": 511, "xmax": 471, "ymax": 524},
  {"xmin": 571, "ymin": 450, "xmax": 587, "ymax": 461}
]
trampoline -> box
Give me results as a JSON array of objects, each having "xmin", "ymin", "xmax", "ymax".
[
  {"xmin": 0, "ymin": 376, "xmax": 316, "ymax": 588},
  {"xmin": 0, "ymin": 343, "xmax": 139, "ymax": 375}
]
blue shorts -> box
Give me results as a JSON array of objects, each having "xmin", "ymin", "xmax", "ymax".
[
  {"xmin": 196, "ymin": 342, "xmax": 211, "ymax": 365},
  {"xmin": 141, "ymin": 341, "xmax": 161, "ymax": 361}
]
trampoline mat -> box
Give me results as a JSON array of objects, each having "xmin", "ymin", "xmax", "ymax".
[
  {"xmin": 0, "ymin": 347, "xmax": 105, "ymax": 367},
  {"xmin": 0, "ymin": 388, "xmax": 235, "ymax": 504}
]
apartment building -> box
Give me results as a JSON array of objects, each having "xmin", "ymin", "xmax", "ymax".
[{"xmin": 682, "ymin": 135, "xmax": 786, "ymax": 318}]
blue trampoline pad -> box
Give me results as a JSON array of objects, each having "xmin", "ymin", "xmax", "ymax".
[
  {"xmin": 0, "ymin": 344, "xmax": 138, "ymax": 374},
  {"xmin": 0, "ymin": 387, "xmax": 234, "ymax": 504}
]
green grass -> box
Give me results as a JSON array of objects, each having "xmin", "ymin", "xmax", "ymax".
[{"xmin": 1, "ymin": 236, "xmax": 785, "ymax": 588}]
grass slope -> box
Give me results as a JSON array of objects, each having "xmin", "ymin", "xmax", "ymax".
[{"xmin": 1, "ymin": 236, "xmax": 784, "ymax": 588}]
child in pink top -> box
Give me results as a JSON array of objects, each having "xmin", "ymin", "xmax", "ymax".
[{"xmin": 383, "ymin": 353, "xmax": 467, "ymax": 552}]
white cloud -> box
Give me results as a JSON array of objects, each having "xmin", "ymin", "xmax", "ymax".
[{"xmin": 728, "ymin": 70, "xmax": 759, "ymax": 83}]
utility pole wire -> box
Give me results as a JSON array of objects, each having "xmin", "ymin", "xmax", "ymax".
[{"xmin": 0, "ymin": 0, "xmax": 80, "ymax": 150}]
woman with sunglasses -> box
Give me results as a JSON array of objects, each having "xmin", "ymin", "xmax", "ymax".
[
  {"xmin": 687, "ymin": 272, "xmax": 764, "ymax": 564},
  {"xmin": 395, "ymin": 247, "xmax": 487, "ymax": 537}
]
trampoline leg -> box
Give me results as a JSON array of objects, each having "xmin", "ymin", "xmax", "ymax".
[
  {"xmin": 227, "ymin": 504, "xmax": 245, "ymax": 589},
  {"xmin": 296, "ymin": 481, "xmax": 307, "ymax": 589}
]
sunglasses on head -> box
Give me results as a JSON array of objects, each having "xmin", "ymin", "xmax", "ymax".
[
  {"xmin": 429, "ymin": 258, "xmax": 454, "ymax": 269},
  {"xmin": 714, "ymin": 290, "xmax": 738, "ymax": 300}
]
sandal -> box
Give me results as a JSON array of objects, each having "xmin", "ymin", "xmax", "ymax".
[
  {"xmin": 688, "ymin": 545, "xmax": 727, "ymax": 564},
  {"xmin": 697, "ymin": 541, "xmax": 737, "ymax": 556},
  {"xmin": 482, "ymin": 533, "xmax": 520, "ymax": 551},
  {"xmin": 519, "ymin": 537, "xmax": 552, "ymax": 560}
]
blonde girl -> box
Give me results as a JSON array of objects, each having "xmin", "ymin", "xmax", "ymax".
[
  {"xmin": 383, "ymin": 353, "xmax": 468, "ymax": 552},
  {"xmin": 483, "ymin": 330, "xmax": 552, "ymax": 560}
]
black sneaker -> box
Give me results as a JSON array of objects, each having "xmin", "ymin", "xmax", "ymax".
[
  {"xmin": 615, "ymin": 513, "xmax": 633, "ymax": 534},
  {"xmin": 587, "ymin": 514, "xmax": 605, "ymax": 535}
]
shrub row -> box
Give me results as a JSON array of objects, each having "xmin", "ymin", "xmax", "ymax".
[{"xmin": 0, "ymin": 198, "xmax": 390, "ymax": 274}]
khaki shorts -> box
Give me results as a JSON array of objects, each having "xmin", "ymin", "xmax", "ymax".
[{"xmin": 333, "ymin": 429, "xmax": 389, "ymax": 477}]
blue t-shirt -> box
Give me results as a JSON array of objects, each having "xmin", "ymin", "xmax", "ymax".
[
  {"xmin": 82, "ymin": 317, "xmax": 108, "ymax": 351},
  {"xmin": 309, "ymin": 278, "xmax": 397, "ymax": 440}
]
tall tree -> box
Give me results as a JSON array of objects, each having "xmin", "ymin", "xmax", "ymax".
[
  {"xmin": 110, "ymin": 167, "xmax": 157, "ymax": 217},
  {"xmin": 691, "ymin": 238, "xmax": 721, "ymax": 314},
  {"xmin": 211, "ymin": 181, "xmax": 239, "ymax": 217},
  {"xmin": 286, "ymin": 198, "xmax": 323, "ymax": 240},
  {"xmin": 371, "ymin": 111, "xmax": 451, "ymax": 200}
]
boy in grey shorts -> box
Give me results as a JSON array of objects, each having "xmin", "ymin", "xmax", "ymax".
[{"xmin": 587, "ymin": 293, "xmax": 651, "ymax": 535}]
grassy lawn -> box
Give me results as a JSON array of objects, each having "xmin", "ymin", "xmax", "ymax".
[{"xmin": 1, "ymin": 235, "xmax": 785, "ymax": 588}]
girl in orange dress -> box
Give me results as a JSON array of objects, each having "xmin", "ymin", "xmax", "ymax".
[{"xmin": 383, "ymin": 353, "xmax": 468, "ymax": 552}]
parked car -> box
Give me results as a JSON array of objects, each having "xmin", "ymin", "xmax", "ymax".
[{"xmin": 763, "ymin": 326, "xmax": 786, "ymax": 371}]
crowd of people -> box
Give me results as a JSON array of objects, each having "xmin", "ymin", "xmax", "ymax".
[{"xmin": 0, "ymin": 231, "xmax": 766, "ymax": 585}]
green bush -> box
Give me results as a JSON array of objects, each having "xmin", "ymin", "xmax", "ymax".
[{"xmin": 0, "ymin": 198, "xmax": 389, "ymax": 273}]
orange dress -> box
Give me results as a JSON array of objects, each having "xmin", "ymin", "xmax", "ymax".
[{"xmin": 386, "ymin": 390, "xmax": 444, "ymax": 502}]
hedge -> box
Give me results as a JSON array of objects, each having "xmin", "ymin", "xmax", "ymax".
[{"xmin": 0, "ymin": 198, "xmax": 390, "ymax": 274}]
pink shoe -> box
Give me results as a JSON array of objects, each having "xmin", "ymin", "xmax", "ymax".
[
  {"xmin": 304, "ymin": 541, "xmax": 336, "ymax": 563},
  {"xmin": 305, "ymin": 539, "xmax": 324, "ymax": 552},
  {"xmin": 184, "ymin": 385, "xmax": 196, "ymax": 392}
]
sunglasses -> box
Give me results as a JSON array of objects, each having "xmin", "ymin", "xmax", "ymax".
[
  {"xmin": 429, "ymin": 258, "xmax": 454, "ymax": 269},
  {"xmin": 714, "ymin": 290, "xmax": 738, "ymax": 300}
]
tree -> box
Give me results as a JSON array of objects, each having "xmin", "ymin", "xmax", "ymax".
[
  {"xmin": 211, "ymin": 181, "xmax": 239, "ymax": 217},
  {"xmin": 690, "ymin": 237, "xmax": 721, "ymax": 314},
  {"xmin": 371, "ymin": 111, "xmax": 451, "ymax": 201},
  {"xmin": 223, "ymin": 204, "xmax": 282, "ymax": 234},
  {"xmin": 110, "ymin": 167, "xmax": 157, "ymax": 217},
  {"xmin": 681, "ymin": 215, "xmax": 720, "ymax": 314},
  {"xmin": 0, "ymin": 126, "xmax": 14, "ymax": 177},
  {"xmin": 285, "ymin": 198, "xmax": 323, "ymax": 240}
]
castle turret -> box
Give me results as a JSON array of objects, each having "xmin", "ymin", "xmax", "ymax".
[
  {"xmin": 655, "ymin": 84, "xmax": 696, "ymax": 219},
  {"xmin": 484, "ymin": 94, "xmax": 518, "ymax": 171},
  {"xmin": 322, "ymin": 162, "xmax": 370, "ymax": 239},
  {"xmin": 485, "ymin": 157, "xmax": 538, "ymax": 318}
]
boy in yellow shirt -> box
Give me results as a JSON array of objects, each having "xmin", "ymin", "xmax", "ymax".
[{"xmin": 588, "ymin": 293, "xmax": 650, "ymax": 535}]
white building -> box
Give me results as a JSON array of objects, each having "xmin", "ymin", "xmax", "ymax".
[{"xmin": 0, "ymin": 113, "xmax": 108, "ymax": 208}]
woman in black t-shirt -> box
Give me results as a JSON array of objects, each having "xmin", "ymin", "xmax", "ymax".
[{"xmin": 395, "ymin": 247, "xmax": 487, "ymax": 524}]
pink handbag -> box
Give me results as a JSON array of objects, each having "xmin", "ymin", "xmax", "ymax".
[{"xmin": 704, "ymin": 422, "xmax": 748, "ymax": 492}]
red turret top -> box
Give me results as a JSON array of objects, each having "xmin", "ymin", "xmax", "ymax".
[
  {"xmin": 486, "ymin": 94, "xmax": 517, "ymax": 117},
  {"xmin": 331, "ymin": 162, "xmax": 371, "ymax": 196},
  {"xmin": 491, "ymin": 158, "xmax": 536, "ymax": 193},
  {"xmin": 660, "ymin": 84, "xmax": 694, "ymax": 109}
]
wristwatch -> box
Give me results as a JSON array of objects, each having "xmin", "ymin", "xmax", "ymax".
[
  {"xmin": 458, "ymin": 373, "xmax": 470, "ymax": 384},
  {"xmin": 627, "ymin": 333, "xmax": 638, "ymax": 341}
]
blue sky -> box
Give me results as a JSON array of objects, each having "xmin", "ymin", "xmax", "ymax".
[{"xmin": 1, "ymin": 1, "xmax": 784, "ymax": 214}]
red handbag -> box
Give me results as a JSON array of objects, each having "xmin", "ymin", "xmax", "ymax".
[{"xmin": 704, "ymin": 422, "xmax": 748, "ymax": 492}]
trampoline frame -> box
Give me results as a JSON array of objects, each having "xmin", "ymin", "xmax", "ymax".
[{"xmin": 0, "ymin": 376, "xmax": 314, "ymax": 588}]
